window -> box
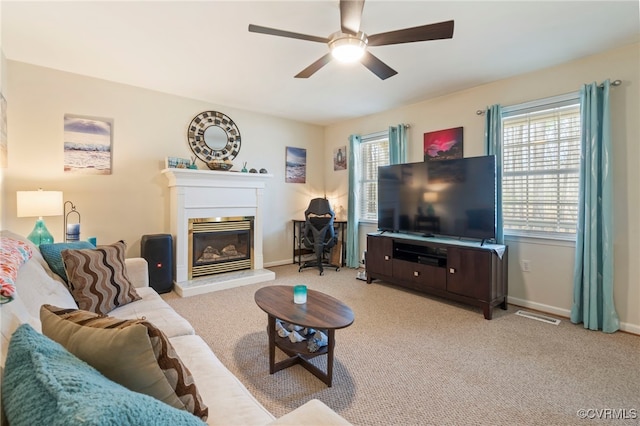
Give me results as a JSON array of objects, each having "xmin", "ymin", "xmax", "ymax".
[
  {"xmin": 358, "ymin": 132, "xmax": 389, "ymax": 221},
  {"xmin": 502, "ymin": 94, "xmax": 581, "ymax": 239}
]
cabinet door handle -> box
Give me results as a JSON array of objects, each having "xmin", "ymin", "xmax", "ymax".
[
  {"xmin": 414, "ymin": 271, "xmax": 420, "ymax": 277},
  {"xmin": 449, "ymin": 268, "xmax": 456, "ymax": 274},
  {"xmin": 384, "ymin": 255, "xmax": 390, "ymax": 261}
]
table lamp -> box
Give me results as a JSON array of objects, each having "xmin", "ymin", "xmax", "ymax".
[{"xmin": 17, "ymin": 189, "xmax": 63, "ymax": 246}]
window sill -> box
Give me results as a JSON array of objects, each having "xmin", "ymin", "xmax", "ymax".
[
  {"xmin": 504, "ymin": 233, "xmax": 576, "ymax": 248},
  {"xmin": 358, "ymin": 219, "xmax": 378, "ymax": 225}
]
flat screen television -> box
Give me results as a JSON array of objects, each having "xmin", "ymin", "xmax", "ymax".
[{"xmin": 377, "ymin": 155, "xmax": 496, "ymax": 241}]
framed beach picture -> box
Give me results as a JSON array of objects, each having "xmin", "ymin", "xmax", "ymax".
[
  {"xmin": 423, "ymin": 126, "xmax": 463, "ymax": 161},
  {"xmin": 333, "ymin": 145, "xmax": 346, "ymax": 171},
  {"xmin": 285, "ymin": 146, "xmax": 306, "ymax": 183},
  {"xmin": 64, "ymin": 114, "xmax": 113, "ymax": 174}
]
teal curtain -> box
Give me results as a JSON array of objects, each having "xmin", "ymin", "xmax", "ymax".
[
  {"xmin": 570, "ymin": 80, "xmax": 619, "ymax": 333},
  {"xmin": 484, "ymin": 104, "xmax": 504, "ymax": 244},
  {"xmin": 347, "ymin": 126, "xmax": 406, "ymax": 268},
  {"xmin": 389, "ymin": 124, "xmax": 408, "ymax": 165},
  {"xmin": 346, "ymin": 134, "xmax": 361, "ymax": 268}
]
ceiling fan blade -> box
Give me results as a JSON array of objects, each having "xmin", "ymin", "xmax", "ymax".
[
  {"xmin": 360, "ymin": 51, "xmax": 397, "ymax": 80},
  {"xmin": 248, "ymin": 24, "xmax": 329, "ymax": 44},
  {"xmin": 368, "ymin": 20, "xmax": 454, "ymax": 46},
  {"xmin": 340, "ymin": 0, "xmax": 365, "ymax": 35},
  {"xmin": 295, "ymin": 53, "xmax": 333, "ymax": 78}
]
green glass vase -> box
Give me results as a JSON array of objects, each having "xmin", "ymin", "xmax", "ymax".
[{"xmin": 27, "ymin": 218, "xmax": 55, "ymax": 246}]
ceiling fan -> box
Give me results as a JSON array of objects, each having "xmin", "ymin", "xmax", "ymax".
[{"xmin": 248, "ymin": 0, "xmax": 454, "ymax": 80}]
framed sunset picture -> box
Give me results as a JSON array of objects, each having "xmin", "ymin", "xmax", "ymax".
[{"xmin": 423, "ymin": 126, "xmax": 463, "ymax": 161}]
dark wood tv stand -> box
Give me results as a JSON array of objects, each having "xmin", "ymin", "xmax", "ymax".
[{"xmin": 366, "ymin": 232, "xmax": 508, "ymax": 319}]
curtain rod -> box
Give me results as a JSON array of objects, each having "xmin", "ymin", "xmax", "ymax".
[{"xmin": 475, "ymin": 79, "xmax": 622, "ymax": 115}]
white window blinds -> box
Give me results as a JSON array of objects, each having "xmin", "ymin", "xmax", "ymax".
[
  {"xmin": 502, "ymin": 96, "xmax": 581, "ymax": 238},
  {"xmin": 359, "ymin": 133, "xmax": 389, "ymax": 221}
]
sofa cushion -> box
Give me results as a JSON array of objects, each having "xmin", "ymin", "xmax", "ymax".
[
  {"xmin": 169, "ymin": 334, "xmax": 276, "ymax": 425},
  {"xmin": 39, "ymin": 240, "xmax": 96, "ymax": 283},
  {"xmin": 110, "ymin": 286, "xmax": 195, "ymax": 337},
  {"xmin": 61, "ymin": 240, "xmax": 141, "ymax": 314},
  {"xmin": 2, "ymin": 243, "xmax": 78, "ymax": 334},
  {"xmin": 2, "ymin": 324, "xmax": 205, "ymax": 426},
  {"xmin": 41, "ymin": 305, "xmax": 208, "ymax": 420}
]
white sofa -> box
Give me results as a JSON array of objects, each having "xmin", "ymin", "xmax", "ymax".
[{"xmin": 0, "ymin": 230, "xmax": 351, "ymax": 425}]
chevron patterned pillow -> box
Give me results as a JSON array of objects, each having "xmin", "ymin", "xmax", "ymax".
[
  {"xmin": 40, "ymin": 304, "xmax": 208, "ymax": 421},
  {"xmin": 61, "ymin": 240, "xmax": 140, "ymax": 314}
]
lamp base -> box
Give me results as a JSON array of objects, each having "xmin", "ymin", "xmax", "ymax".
[{"xmin": 27, "ymin": 218, "xmax": 55, "ymax": 246}]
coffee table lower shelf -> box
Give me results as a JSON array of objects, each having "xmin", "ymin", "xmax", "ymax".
[{"xmin": 268, "ymin": 316, "xmax": 336, "ymax": 386}]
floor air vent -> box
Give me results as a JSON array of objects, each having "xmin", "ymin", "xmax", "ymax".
[{"xmin": 515, "ymin": 310, "xmax": 561, "ymax": 325}]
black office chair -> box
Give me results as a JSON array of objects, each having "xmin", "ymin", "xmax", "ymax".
[{"xmin": 298, "ymin": 198, "xmax": 340, "ymax": 275}]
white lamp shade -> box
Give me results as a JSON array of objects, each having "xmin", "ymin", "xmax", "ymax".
[
  {"xmin": 17, "ymin": 190, "xmax": 63, "ymax": 218},
  {"xmin": 423, "ymin": 192, "xmax": 439, "ymax": 203}
]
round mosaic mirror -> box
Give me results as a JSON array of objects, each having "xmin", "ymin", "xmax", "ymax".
[{"xmin": 187, "ymin": 111, "xmax": 241, "ymax": 163}]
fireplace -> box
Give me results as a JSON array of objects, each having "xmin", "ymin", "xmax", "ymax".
[
  {"xmin": 189, "ymin": 217, "xmax": 253, "ymax": 278},
  {"xmin": 162, "ymin": 168, "xmax": 275, "ymax": 297}
]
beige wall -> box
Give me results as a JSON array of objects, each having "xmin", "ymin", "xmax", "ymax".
[
  {"xmin": 4, "ymin": 43, "xmax": 638, "ymax": 333},
  {"xmin": 1, "ymin": 0, "xmax": 5, "ymax": 228},
  {"xmin": 0, "ymin": 50, "xmax": 5, "ymax": 230},
  {"xmin": 324, "ymin": 43, "xmax": 640, "ymax": 333},
  {"xmin": 3, "ymin": 62, "xmax": 325, "ymax": 265}
]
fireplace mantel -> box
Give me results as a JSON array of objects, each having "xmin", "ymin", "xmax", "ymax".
[
  {"xmin": 162, "ymin": 168, "xmax": 275, "ymax": 296},
  {"xmin": 162, "ymin": 168, "xmax": 274, "ymax": 188}
]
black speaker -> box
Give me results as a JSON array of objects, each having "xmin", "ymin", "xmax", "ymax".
[{"xmin": 141, "ymin": 234, "xmax": 173, "ymax": 294}]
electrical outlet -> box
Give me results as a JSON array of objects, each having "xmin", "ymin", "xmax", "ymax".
[{"xmin": 521, "ymin": 259, "xmax": 531, "ymax": 272}]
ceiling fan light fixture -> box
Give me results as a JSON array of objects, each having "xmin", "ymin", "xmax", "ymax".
[
  {"xmin": 329, "ymin": 32, "xmax": 368, "ymax": 63},
  {"xmin": 249, "ymin": 0, "xmax": 455, "ymax": 79}
]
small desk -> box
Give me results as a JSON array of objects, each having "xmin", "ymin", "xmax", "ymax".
[{"xmin": 292, "ymin": 220, "xmax": 347, "ymax": 267}]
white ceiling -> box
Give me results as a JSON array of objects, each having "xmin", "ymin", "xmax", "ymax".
[{"xmin": 2, "ymin": 1, "xmax": 639, "ymax": 126}]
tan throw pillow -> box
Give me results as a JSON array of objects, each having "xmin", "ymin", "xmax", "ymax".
[
  {"xmin": 40, "ymin": 304, "xmax": 208, "ymax": 421},
  {"xmin": 61, "ymin": 240, "xmax": 141, "ymax": 314}
]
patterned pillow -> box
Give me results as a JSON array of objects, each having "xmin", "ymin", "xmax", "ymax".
[
  {"xmin": 61, "ymin": 240, "xmax": 140, "ymax": 314},
  {"xmin": 0, "ymin": 236, "xmax": 34, "ymax": 303},
  {"xmin": 3, "ymin": 324, "xmax": 206, "ymax": 426},
  {"xmin": 41, "ymin": 304, "xmax": 208, "ymax": 420},
  {"xmin": 39, "ymin": 241, "xmax": 96, "ymax": 283}
]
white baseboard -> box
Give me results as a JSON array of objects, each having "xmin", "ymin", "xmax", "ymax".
[
  {"xmin": 620, "ymin": 322, "xmax": 640, "ymax": 335},
  {"xmin": 264, "ymin": 259, "xmax": 294, "ymax": 268},
  {"xmin": 508, "ymin": 296, "xmax": 640, "ymax": 335},
  {"xmin": 507, "ymin": 296, "xmax": 571, "ymax": 318}
]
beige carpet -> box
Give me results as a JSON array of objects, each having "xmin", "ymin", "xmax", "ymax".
[{"xmin": 163, "ymin": 265, "xmax": 640, "ymax": 425}]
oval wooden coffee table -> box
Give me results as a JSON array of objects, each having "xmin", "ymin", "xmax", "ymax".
[{"xmin": 254, "ymin": 285, "xmax": 354, "ymax": 387}]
